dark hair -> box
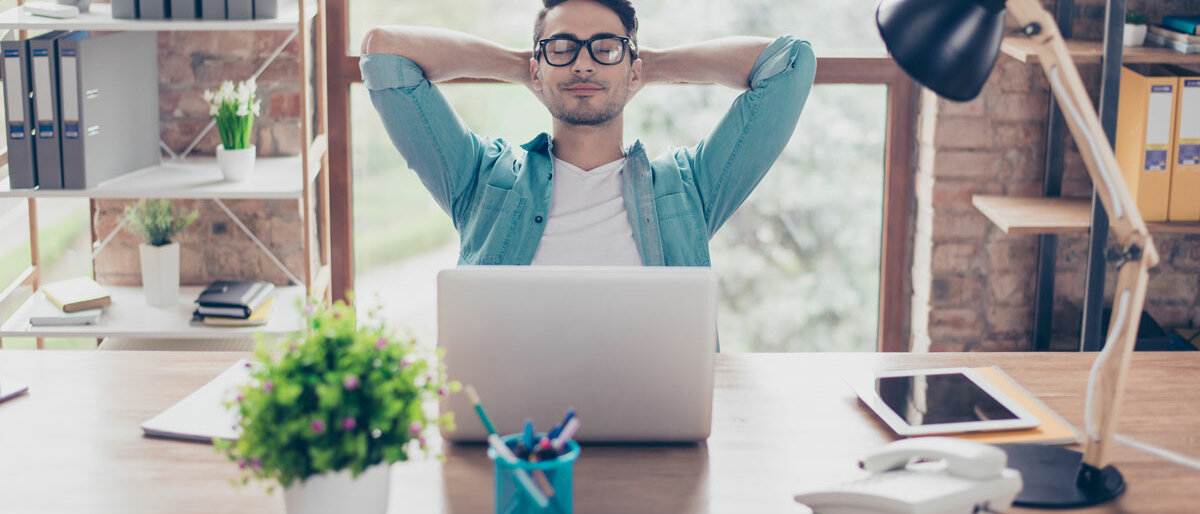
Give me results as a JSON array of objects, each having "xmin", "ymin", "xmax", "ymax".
[{"xmin": 533, "ymin": 0, "xmax": 638, "ymax": 57}]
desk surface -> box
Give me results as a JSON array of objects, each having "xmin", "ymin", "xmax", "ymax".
[{"xmin": 1, "ymin": 351, "xmax": 1198, "ymax": 513}]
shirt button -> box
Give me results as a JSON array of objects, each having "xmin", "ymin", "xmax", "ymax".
[{"xmin": 535, "ymin": 215, "xmax": 544, "ymax": 223}]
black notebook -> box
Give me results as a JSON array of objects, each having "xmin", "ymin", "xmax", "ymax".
[{"xmin": 195, "ymin": 281, "xmax": 274, "ymax": 318}]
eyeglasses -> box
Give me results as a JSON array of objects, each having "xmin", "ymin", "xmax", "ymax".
[{"xmin": 535, "ymin": 35, "xmax": 633, "ymax": 67}]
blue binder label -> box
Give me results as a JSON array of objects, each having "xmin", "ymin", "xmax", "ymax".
[
  {"xmin": 31, "ymin": 49, "xmax": 48, "ymax": 57},
  {"xmin": 9, "ymin": 123, "xmax": 24, "ymax": 139},
  {"xmin": 38, "ymin": 123, "xmax": 54, "ymax": 138},
  {"xmin": 1180, "ymin": 145, "xmax": 1200, "ymax": 165},
  {"xmin": 61, "ymin": 49, "xmax": 77, "ymax": 57},
  {"xmin": 65, "ymin": 123, "xmax": 79, "ymax": 139},
  {"xmin": 3, "ymin": 49, "xmax": 18, "ymax": 57},
  {"xmin": 1151, "ymin": 85, "xmax": 1173, "ymax": 93},
  {"xmin": 1145, "ymin": 150, "xmax": 1168, "ymax": 171},
  {"xmin": 1186, "ymin": 80, "xmax": 1200, "ymax": 88}
]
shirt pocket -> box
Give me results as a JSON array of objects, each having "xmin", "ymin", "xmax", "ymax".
[
  {"xmin": 655, "ymin": 192, "xmax": 706, "ymax": 265},
  {"xmin": 465, "ymin": 185, "xmax": 526, "ymax": 264}
]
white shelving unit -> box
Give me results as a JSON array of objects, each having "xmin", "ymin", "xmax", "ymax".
[
  {"xmin": 0, "ymin": 286, "xmax": 305, "ymax": 338},
  {"xmin": 0, "ymin": 0, "xmax": 330, "ymax": 347},
  {"xmin": 0, "ymin": 2, "xmax": 314, "ymax": 31}
]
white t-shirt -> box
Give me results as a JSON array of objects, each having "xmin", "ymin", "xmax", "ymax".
[{"xmin": 530, "ymin": 155, "xmax": 643, "ymax": 266}]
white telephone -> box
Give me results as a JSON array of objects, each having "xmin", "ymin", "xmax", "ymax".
[{"xmin": 794, "ymin": 437, "xmax": 1023, "ymax": 514}]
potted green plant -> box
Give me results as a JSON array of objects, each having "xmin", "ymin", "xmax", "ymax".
[
  {"xmin": 120, "ymin": 199, "xmax": 198, "ymax": 307},
  {"xmin": 217, "ymin": 300, "xmax": 459, "ymax": 514},
  {"xmin": 204, "ymin": 78, "xmax": 261, "ymax": 182},
  {"xmin": 1125, "ymin": 10, "xmax": 1148, "ymax": 46}
]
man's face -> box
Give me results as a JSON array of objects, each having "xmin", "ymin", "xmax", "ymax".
[{"xmin": 531, "ymin": 0, "xmax": 642, "ymax": 126}]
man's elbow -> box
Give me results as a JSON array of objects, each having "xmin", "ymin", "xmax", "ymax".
[{"xmin": 361, "ymin": 27, "xmax": 385, "ymax": 55}]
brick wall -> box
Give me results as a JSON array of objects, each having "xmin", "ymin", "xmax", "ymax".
[
  {"xmin": 93, "ymin": 31, "xmax": 312, "ymax": 287},
  {"xmin": 911, "ymin": 0, "xmax": 1200, "ymax": 352}
]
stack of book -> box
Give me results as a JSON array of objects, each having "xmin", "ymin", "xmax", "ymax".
[
  {"xmin": 192, "ymin": 281, "xmax": 276, "ymax": 327},
  {"xmin": 30, "ymin": 276, "xmax": 111, "ymax": 326}
]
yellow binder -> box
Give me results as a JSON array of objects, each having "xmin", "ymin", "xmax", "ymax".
[
  {"xmin": 1115, "ymin": 65, "xmax": 1178, "ymax": 222},
  {"xmin": 1166, "ymin": 65, "xmax": 1200, "ymax": 221}
]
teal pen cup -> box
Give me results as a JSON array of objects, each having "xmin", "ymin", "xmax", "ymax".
[{"xmin": 487, "ymin": 433, "xmax": 581, "ymax": 514}]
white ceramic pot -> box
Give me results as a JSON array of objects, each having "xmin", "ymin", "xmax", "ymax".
[
  {"xmin": 283, "ymin": 464, "xmax": 390, "ymax": 514},
  {"xmin": 139, "ymin": 242, "xmax": 180, "ymax": 307},
  {"xmin": 1124, "ymin": 24, "xmax": 1147, "ymax": 46},
  {"xmin": 217, "ymin": 144, "xmax": 256, "ymax": 182}
]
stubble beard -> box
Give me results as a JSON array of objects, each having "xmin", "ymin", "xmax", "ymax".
[{"xmin": 548, "ymin": 83, "xmax": 626, "ymax": 127}]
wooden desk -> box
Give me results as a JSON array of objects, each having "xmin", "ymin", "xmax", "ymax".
[{"xmin": 1, "ymin": 351, "xmax": 1198, "ymax": 513}]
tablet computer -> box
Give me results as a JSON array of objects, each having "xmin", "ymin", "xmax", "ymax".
[{"xmin": 848, "ymin": 367, "xmax": 1041, "ymax": 436}]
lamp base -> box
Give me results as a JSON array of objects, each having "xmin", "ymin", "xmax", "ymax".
[{"xmin": 998, "ymin": 443, "xmax": 1125, "ymax": 508}]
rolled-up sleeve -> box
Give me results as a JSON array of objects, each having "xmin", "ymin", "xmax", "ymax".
[
  {"xmin": 361, "ymin": 54, "xmax": 488, "ymax": 227},
  {"xmin": 678, "ymin": 35, "xmax": 817, "ymax": 237}
]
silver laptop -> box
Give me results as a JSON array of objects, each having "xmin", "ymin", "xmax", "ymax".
[{"xmin": 438, "ymin": 266, "xmax": 717, "ymax": 443}]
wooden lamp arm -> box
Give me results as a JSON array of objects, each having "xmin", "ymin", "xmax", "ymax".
[{"xmin": 1005, "ymin": 0, "xmax": 1159, "ymax": 470}]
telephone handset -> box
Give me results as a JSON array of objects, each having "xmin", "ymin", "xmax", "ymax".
[{"xmin": 794, "ymin": 437, "xmax": 1023, "ymax": 514}]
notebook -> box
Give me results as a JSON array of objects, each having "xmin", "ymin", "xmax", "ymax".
[
  {"xmin": 198, "ymin": 295, "xmax": 276, "ymax": 327},
  {"xmin": 140, "ymin": 360, "xmax": 251, "ymax": 443},
  {"xmin": 41, "ymin": 276, "xmax": 111, "ymax": 312},
  {"xmin": 28, "ymin": 296, "xmax": 102, "ymax": 326}
]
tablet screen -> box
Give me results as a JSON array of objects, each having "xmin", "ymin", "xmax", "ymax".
[{"xmin": 875, "ymin": 372, "xmax": 1019, "ymax": 426}]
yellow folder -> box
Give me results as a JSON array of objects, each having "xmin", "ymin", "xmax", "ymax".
[
  {"xmin": 943, "ymin": 367, "xmax": 1081, "ymax": 446},
  {"xmin": 1166, "ymin": 66, "xmax": 1200, "ymax": 221},
  {"xmin": 1115, "ymin": 65, "xmax": 1178, "ymax": 222}
]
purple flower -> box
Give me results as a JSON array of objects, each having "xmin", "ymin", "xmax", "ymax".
[
  {"xmin": 288, "ymin": 342, "xmax": 298, "ymax": 352},
  {"xmin": 343, "ymin": 375, "xmax": 360, "ymax": 391},
  {"xmin": 251, "ymin": 459, "xmax": 261, "ymax": 469},
  {"xmin": 409, "ymin": 421, "xmax": 422, "ymax": 435},
  {"xmin": 262, "ymin": 380, "xmax": 274, "ymax": 393},
  {"xmin": 376, "ymin": 336, "xmax": 388, "ymax": 349},
  {"xmin": 418, "ymin": 436, "xmax": 427, "ymax": 448},
  {"xmin": 243, "ymin": 361, "xmax": 252, "ymax": 369},
  {"xmin": 437, "ymin": 387, "xmax": 448, "ymax": 397},
  {"xmin": 312, "ymin": 420, "xmax": 326, "ymax": 433},
  {"xmin": 342, "ymin": 417, "xmax": 357, "ymax": 430},
  {"xmin": 238, "ymin": 460, "xmax": 248, "ymax": 469}
]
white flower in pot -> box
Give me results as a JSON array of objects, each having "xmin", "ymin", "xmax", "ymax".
[
  {"xmin": 1124, "ymin": 10, "xmax": 1148, "ymax": 47},
  {"xmin": 216, "ymin": 300, "xmax": 460, "ymax": 514},
  {"xmin": 204, "ymin": 79, "xmax": 261, "ymax": 182},
  {"xmin": 121, "ymin": 199, "xmax": 199, "ymax": 307}
]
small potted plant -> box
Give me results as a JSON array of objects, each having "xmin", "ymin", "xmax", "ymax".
[
  {"xmin": 217, "ymin": 300, "xmax": 459, "ymax": 514},
  {"xmin": 204, "ymin": 79, "xmax": 261, "ymax": 182},
  {"xmin": 121, "ymin": 199, "xmax": 198, "ymax": 307},
  {"xmin": 1125, "ymin": 10, "xmax": 1148, "ymax": 46}
]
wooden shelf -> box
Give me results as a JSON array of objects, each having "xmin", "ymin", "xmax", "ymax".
[
  {"xmin": 1002, "ymin": 37, "xmax": 1200, "ymax": 65},
  {"xmin": 0, "ymin": 2, "xmax": 314, "ymax": 31},
  {"xmin": 0, "ymin": 155, "xmax": 314, "ymax": 199},
  {"xmin": 973, "ymin": 195, "xmax": 1200, "ymax": 235},
  {"xmin": 0, "ymin": 285, "xmax": 304, "ymax": 339},
  {"xmin": 972, "ymin": 195, "xmax": 1091, "ymax": 234}
]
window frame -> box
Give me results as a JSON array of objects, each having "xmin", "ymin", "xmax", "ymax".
[{"xmin": 324, "ymin": 1, "xmax": 916, "ymax": 352}]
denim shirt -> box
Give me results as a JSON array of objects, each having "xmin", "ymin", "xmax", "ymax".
[{"xmin": 361, "ymin": 35, "xmax": 815, "ymax": 266}]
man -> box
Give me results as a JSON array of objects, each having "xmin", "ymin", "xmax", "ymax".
[{"xmin": 360, "ymin": 0, "xmax": 815, "ymax": 266}]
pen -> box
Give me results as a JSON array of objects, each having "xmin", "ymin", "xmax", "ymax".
[
  {"xmin": 465, "ymin": 385, "xmax": 498, "ymax": 436},
  {"xmin": 551, "ymin": 417, "xmax": 579, "ymax": 452},
  {"xmin": 548, "ymin": 408, "xmax": 575, "ymax": 439},
  {"xmin": 523, "ymin": 419, "xmax": 535, "ymax": 450},
  {"xmin": 488, "ymin": 434, "xmax": 551, "ymax": 509}
]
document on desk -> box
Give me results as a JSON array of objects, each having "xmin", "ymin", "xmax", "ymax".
[{"xmin": 140, "ymin": 360, "xmax": 250, "ymax": 443}]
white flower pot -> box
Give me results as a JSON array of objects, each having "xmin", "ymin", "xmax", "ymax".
[
  {"xmin": 1124, "ymin": 24, "xmax": 1147, "ymax": 46},
  {"xmin": 217, "ymin": 144, "xmax": 256, "ymax": 182},
  {"xmin": 283, "ymin": 464, "xmax": 390, "ymax": 514},
  {"xmin": 139, "ymin": 242, "xmax": 180, "ymax": 307}
]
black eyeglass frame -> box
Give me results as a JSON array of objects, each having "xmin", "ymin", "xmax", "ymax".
[{"xmin": 535, "ymin": 35, "xmax": 636, "ymax": 67}]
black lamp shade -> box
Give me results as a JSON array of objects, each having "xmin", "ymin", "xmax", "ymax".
[{"xmin": 876, "ymin": 0, "xmax": 1008, "ymax": 102}]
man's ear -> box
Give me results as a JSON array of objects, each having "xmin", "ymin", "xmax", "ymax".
[
  {"xmin": 530, "ymin": 58, "xmax": 543, "ymax": 92},
  {"xmin": 627, "ymin": 57, "xmax": 644, "ymax": 94}
]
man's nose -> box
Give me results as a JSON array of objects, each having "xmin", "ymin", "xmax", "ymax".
[{"xmin": 571, "ymin": 48, "xmax": 596, "ymax": 74}]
